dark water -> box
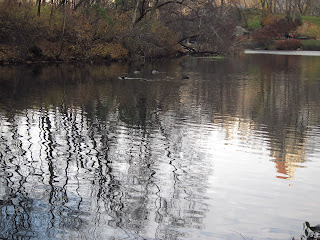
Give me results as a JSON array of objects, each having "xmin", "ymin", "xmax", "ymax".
[{"xmin": 1, "ymin": 55, "xmax": 320, "ymax": 240}]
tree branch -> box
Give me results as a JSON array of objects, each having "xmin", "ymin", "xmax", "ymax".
[{"xmin": 134, "ymin": 0, "xmax": 191, "ymax": 24}]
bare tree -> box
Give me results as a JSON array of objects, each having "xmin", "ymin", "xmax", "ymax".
[{"xmin": 160, "ymin": 0, "xmax": 236, "ymax": 54}]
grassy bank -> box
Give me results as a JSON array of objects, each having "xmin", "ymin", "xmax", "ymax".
[
  {"xmin": 295, "ymin": 16, "xmax": 320, "ymax": 39},
  {"xmin": 301, "ymin": 39, "xmax": 320, "ymax": 50}
]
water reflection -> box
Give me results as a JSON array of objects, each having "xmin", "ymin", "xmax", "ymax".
[
  {"xmin": 183, "ymin": 55, "xmax": 320, "ymax": 180},
  {"xmin": 1, "ymin": 56, "xmax": 320, "ymax": 239}
]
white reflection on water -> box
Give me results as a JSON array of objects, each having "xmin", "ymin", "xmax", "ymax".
[
  {"xmin": 245, "ymin": 49, "xmax": 320, "ymax": 56},
  {"xmin": 167, "ymin": 111, "xmax": 319, "ymax": 240}
]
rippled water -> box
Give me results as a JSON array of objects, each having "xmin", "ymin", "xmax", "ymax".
[{"xmin": 1, "ymin": 55, "xmax": 320, "ymax": 240}]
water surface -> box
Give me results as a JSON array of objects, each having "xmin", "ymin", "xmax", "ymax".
[{"xmin": 1, "ymin": 55, "xmax": 320, "ymax": 240}]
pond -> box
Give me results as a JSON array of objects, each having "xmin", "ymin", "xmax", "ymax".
[{"xmin": 1, "ymin": 54, "xmax": 320, "ymax": 240}]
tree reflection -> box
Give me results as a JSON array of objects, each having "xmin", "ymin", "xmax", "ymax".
[
  {"xmin": 1, "ymin": 56, "xmax": 320, "ymax": 239},
  {"xmin": 184, "ymin": 55, "xmax": 320, "ymax": 179}
]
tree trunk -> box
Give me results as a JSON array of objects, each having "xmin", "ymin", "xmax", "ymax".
[
  {"xmin": 38, "ymin": 0, "xmax": 41, "ymax": 16},
  {"xmin": 58, "ymin": 4, "xmax": 67, "ymax": 58},
  {"xmin": 260, "ymin": 0, "xmax": 266, "ymax": 22},
  {"xmin": 220, "ymin": 0, "xmax": 224, "ymax": 14},
  {"xmin": 132, "ymin": 0, "xmax": 140, "ymax": 28},
  {"xmin": 292, "ymin": 0, "xmax": 297, "ymax": 21},
  {"xmin": 286, "ymin": 0, "xmax": 291, "ymax": 19},
  {"xmin": 303, "ymin": 0, "xmax": 311, "ymax": 15}
]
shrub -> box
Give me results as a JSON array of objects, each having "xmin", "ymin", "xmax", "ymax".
[
  {"xmin": 90, "ymin": 43, "xmax": 128, "ymax": 60},
  {"xmin": 251, "ymin": 27, "xmax": 275, "ymax": 47},
  {"xmin": 0, "ymin": 2, "xmax": 127, "ymax": 62},
  {"xmin": 124, "ymin": 18, "xmax": 179, "ymax": 59},
  {"xmin": 274, "ymin": 39, "xmax": 301, "ymax": 50},
  {"xmin": 269, "ymin": 19, "xmax": 298, "ymax": 36},
  {"xmin": 295, "ymin": 14, "xmax": 303, "ymax": 26},
  {"xmin": 251, "ymin": 18, "xmax": 298, "ymax": 48}
]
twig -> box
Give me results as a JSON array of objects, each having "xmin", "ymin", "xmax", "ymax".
[{"xmin": 230, "ymin": 230, "xmax": 250, "ymax": 240}]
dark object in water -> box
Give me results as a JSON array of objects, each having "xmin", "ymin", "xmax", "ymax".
[
  {"xmin": 118, "ymin": 75, "xmax": 127, "ymax": 80},
  {"xmin": 303, "ymin": 222, "xmax": 320, "ymax": 239}
]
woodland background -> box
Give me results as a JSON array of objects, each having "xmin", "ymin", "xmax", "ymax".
[{"xmin": 1, "ymin": 0, "xmax": 320, "ymax": 63}]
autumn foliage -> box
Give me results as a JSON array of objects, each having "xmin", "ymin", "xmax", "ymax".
[
  {"xmin": 0, "ymin": 2, "xmax": 129, "ymax": 62},
  {"xmin": 0, "ymin": 0, "xmax": 240, "ymax": 63},
  {"xmin": 0, "ymin": 2, "xmax": 181, "ymax": 63}
]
